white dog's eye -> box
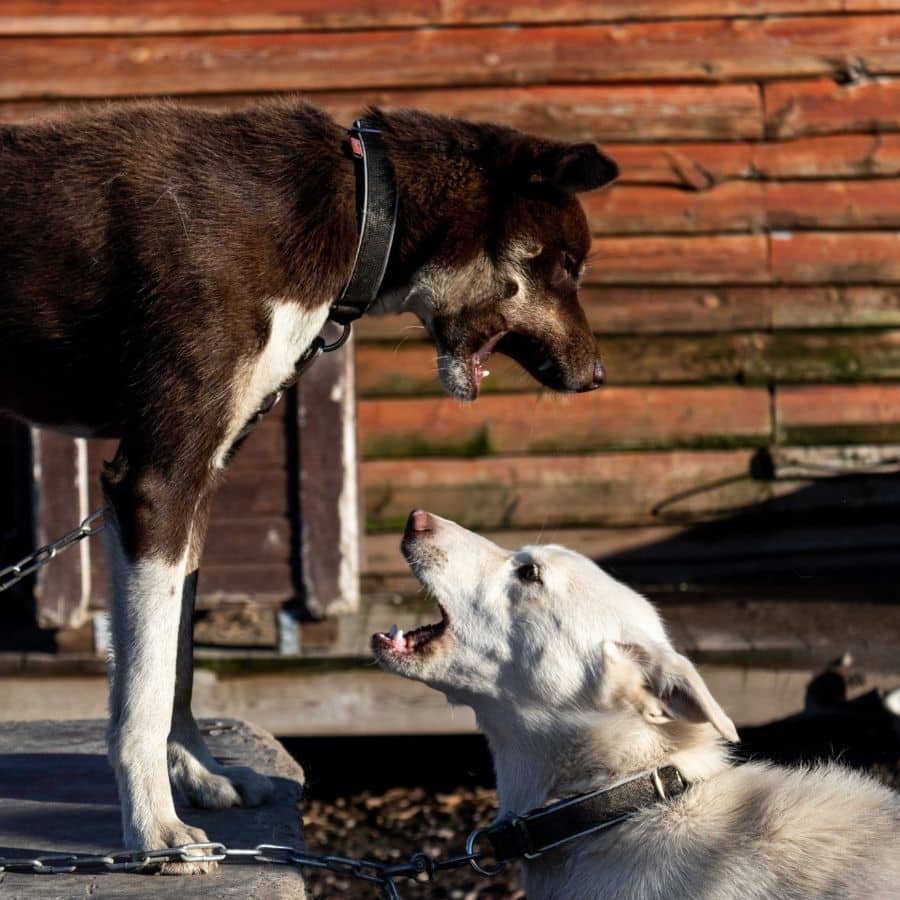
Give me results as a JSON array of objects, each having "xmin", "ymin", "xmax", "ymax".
[{"xmin": 516, "ymin": 563, "xmax": 542, "ymax": 584}]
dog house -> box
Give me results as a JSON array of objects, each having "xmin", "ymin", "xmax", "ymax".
[{"xmin": 0, "ymin": 348, "xmax": 358, "ymax": 654}]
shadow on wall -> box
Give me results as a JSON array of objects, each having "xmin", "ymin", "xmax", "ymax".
[{"xmin": 600, "ymin": 449, "xmax": 900, "ymax": 604}]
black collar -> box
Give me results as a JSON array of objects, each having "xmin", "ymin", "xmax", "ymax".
[
  {"xmin": 329, "ymin": 119, "xmax": 399, "ymax": 327},
  {"xmin": 472, "ymin": 766, "xmax": 686, "ymax": 870}
]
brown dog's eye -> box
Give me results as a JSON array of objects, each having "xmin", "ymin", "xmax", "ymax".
[{"xmin": 516, "ymin": 563, "xmax": 542, "ymax": 584}]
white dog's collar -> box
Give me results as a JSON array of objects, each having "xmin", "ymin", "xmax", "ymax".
[{"xmin": 468, "ymin": 766, "xmax": 687, "ymax": 874}]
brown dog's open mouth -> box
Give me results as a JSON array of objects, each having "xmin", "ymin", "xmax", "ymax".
[
  {"xmin": 466, "ymin": 329, "xmax": 563, "ymax": 395},
  {"xmin": 495, "ymin": 331, "xmax": 564, "ymax": 389},
  {"xmin": 373, "ymin": 605, "xmax": 449, "ymax": 657},
  {"xmin": 469, "ymin": 330, "xmax": 508, "ymax": 396}
]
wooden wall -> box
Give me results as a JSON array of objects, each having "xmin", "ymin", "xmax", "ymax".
[{"xmin": 4, "ymin": 1, "xmax": 900, "ymax": 619}]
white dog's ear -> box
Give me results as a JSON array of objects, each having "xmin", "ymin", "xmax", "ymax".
[{"xmin": 601, "ymin": 641, "xmax": 739, "ymax": 743}]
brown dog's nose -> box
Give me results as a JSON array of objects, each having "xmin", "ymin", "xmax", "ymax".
[
  {"xmin": 577, "ymin": 360, "xmax": 605, "ymax": 392},
  {"xmin": 407, "ymin": 509, "xmax": 433, "ymax": 534}
]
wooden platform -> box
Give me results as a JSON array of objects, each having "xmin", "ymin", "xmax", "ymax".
[
  {"xmin": 0, "ymin": 719, "xmax": 306, "ymax": 899},
  {"xmin": 0, "ymin": 597, "xmax": 898, "ymax": 737}
]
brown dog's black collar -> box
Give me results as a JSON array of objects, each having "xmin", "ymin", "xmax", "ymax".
[
  {"xmin": 477, "ymin": 766, "xmax": 687, "ymax": 866},
  {"xmin": 329, "ymin": 119, "xmax": 398, "ymax": 327}
]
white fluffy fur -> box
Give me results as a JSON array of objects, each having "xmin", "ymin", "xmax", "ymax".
[{"xmin": 376, "ymin": 514, "xmax": 900, "ymax": 899}]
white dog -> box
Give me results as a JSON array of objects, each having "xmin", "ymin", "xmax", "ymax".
[{"xmin": 373, "ymin": 510, "xmax": 900, "ymax": 900}]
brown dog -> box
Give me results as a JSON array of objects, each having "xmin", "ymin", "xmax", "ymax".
[{"xmin": 0, "ymin": 98, "xmax": 617, "ymax": 868}]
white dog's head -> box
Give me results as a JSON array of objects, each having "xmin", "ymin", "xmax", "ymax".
[{"xmin": 373, "ymin": 511, "xmax": 738, "ymax": 755}]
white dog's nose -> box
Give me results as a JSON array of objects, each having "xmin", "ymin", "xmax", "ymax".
[{"xmin": 407, "ymin": 509, "xmax": 434, "ymax": 534}]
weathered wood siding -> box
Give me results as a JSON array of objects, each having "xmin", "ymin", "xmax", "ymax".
[{"xmin": 3, "ymin": 1, "xmax": 900, "ymax": 630}]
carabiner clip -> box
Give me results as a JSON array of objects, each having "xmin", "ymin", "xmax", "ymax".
[{"xmin": 322, "ymin": 321, "xmax": 352, "ymax": 353}]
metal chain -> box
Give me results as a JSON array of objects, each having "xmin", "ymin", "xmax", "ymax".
[
  {"xmin": 0, "ymin": 840, "xmax": 492, "ymax": 898},
  {"xmin": 0, "ymin": 507, "xmax": 106, "ymax": 595}
]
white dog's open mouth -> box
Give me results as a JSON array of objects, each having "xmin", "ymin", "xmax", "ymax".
[{"xmin": 373, "ymin": 605, "xmax": 449, "ymax": 659}]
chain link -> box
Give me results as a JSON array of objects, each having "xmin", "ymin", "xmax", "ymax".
[
  {"xmin": 0, "ymin": 508, "xmax": 106, "ymax": 595},
  {"xmin": 0, "ymin": 840, "xmax": 489, "ymax": 898}
]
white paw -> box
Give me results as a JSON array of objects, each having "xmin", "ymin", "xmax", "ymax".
[
  {"xmin": 217, "ymin": 765, "xmax": 275, "ymax": 807},
  {"xmin": 169, "ymin": 742, "xmax": 274, "ymax": 810},
  {"xmin": 125, "ymin": 819, "xmax": 217, "ymax": 875}
]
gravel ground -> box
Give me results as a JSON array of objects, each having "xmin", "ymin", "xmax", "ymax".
[{"xmin": 302, "ymin": 784, "xmax": 522, "ymax": 899}]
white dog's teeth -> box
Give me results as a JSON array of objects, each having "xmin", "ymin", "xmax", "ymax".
[{"xmin": 482, "ymin": 369, "xmax": 490, "ymax": 378}]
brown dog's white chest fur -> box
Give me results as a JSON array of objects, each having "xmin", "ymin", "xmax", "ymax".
[{"xmin": 215, "ymin": 299, "xmax": 331, "ymax": 468}]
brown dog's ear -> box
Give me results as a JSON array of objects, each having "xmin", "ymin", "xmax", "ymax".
[
  {"xmin": 535, "ymin": 143, "xmax": 619, "ymax": 193},
  {"xmin": 601, "ymin": 641, "xmax": 739, "ymax": 743}
]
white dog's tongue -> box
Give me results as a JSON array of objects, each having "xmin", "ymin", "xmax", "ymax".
[{"xmin": 387, "ymin": 624, "xmax": 406, "ymax": 652}]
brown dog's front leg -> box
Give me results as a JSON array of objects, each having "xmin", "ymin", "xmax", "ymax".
[{"xmin": 102, "ymin": 450, "xmax": 215, "ymax": 873}]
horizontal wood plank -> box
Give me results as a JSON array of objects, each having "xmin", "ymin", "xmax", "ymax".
[
  {"xmin": 589, "ymin": 235, "xmax": 769, "ymax": 284},
  {"xmin": 357, "ymin": 387, "xmax": 770, "ymax": 458},
  {"xmin": 554, "ymin": 179, "xmax": 900, "ymax": 235},
  {"xmin": 611, "ymin": 136, "xmax": 900, "ymax": 186},
  {"xmin": 798, "ymin": 286, "xmax": 900, "ymax": 327},
  {"xmin": 4, "ymin": 17, "xmax": 900, "ymax": 99},
  {"xmin": 766, "ymin": 178, "xmax": 900, "ymax": 228},
  {"xmin": 766, "ymin": 77, "xmax": 900, "ymax": 139},
  {"xmin": 361, "ymin": 450, "xmax": 765, "ymax": 531},
  {"xmin": 752, "ymin": 134, "xmax": 900, "ymax": 180},
  {"xmin": 0, "ymin": 84, "xmax": 764, "ymax": 141},
  {"xmin": 0, "ymin": 2, "xmax": 865, "ymax": 36},
  {"xmin": 777, "ymin": 383, "xmax": 900, "ymax": 442},
  {"xmin": 363, "ymin": 520, "xmax": 900, "ymax": 585},
  {"xmin": 584, "ymin": 182, "xmax": 766, "ymax": 234},
  {"xmin": 354, "ymin": 329, "xmax": 900, "ymax": 394},
  {"xmin": 362, "ymin": 450, "xmax": 900, "ymax": 534},
  {"xmin": 589, "ymin": 175, "xmax": 900, "ymax": 233},
  {"xmin": 770, "ymin": 231, "xmax": 900, "ymax": 283}
]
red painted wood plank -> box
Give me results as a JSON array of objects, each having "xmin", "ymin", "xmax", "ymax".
[
  {"xmin": 589, "ymin": 235, "xmax": 769, "ymax": 284},
  {"xmin": 361, "ymin": 449, "xmax": 764, "ymax": 530},
  {"xmin": 0, "ymin": 84, "xmax": 764, "ymax": 142},
  {"xmin": 770, "ymin": 231, "xmax": 900, "ymax": 283},
  {"xmin": 777, "ymin": 383, "xmax": 900, "ymax": 442},
  {"xmin": 584, "ymin": 182, "xmax": 765, "ymax": 234},
  {"xmin": 358, "ymin": 387, "xmax": 771, "ymax": 458},
  {"xmin": 774, "ymin": 286, "xmax": 900, "ymax": 327},
  {"xmin": 610, "ymin": 143, "xmax": 755, "ymax": 187},
  {"xmin": 5, "ymin": 16, "xmax": 897, "ymax": 100},
  {"xmin": 753, "ymin": 134, "xmax": 900, "ymax": 179},
  {"xmin": 766, "ymin": 77, "xmax": 900, "ymax": 139},
  {"xmin": 596, "ymin": 136, "xmax": 900, "ymax": 186},
  {"xmin": 0, "ymin": 2, "xmax": 854, "ymax": 35},
  {"xmin": 766, "ymin": 178, "xmax": 900, "ymax": 228}
]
